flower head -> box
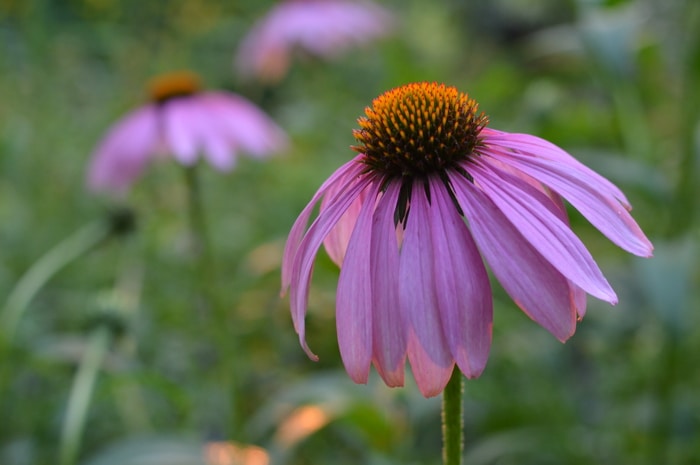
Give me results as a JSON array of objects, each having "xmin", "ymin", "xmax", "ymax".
[
  {"xmin": 282, "ymin": 82, "xmax": 653, "ymax": 397},
  {"xmin": 235, "ymin": 0, "xmax": 394, "ymax": 83},
  {"xmin": 87, "ymin": 71, "xmax": 288, "ymax": 194}
]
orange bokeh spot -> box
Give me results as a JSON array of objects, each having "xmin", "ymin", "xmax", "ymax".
[
  {"xmin": 275, "ymin": 405, "xmax": 332, "ymax": 448},
  {"xmin": 204, "ymin": 441, "xmax": 270, "ymax": 465}
]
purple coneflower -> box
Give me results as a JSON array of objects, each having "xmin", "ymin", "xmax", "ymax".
[
  {"xmin": 235, "ymin": 0, "xmax": 394, "ymax": 83},
  {"xmin": 87, "ymin": 71, "xmax": 288, "ymax": 194},
  {"xmin": 281, "ymin": 82, "xmax": 653, "ymax": 397}
]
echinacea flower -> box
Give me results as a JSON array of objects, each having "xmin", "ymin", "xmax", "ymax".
[
  {"xmin": 235, "ymin": 0, "xmax": 394, "ymax": 83},
  {"xmin": 87, "ymin": 71, "xmax": 288, "ymax": 194},
  {"xmin": 281, "ymin": 82, "xmax": 653, "ymax": 397}
]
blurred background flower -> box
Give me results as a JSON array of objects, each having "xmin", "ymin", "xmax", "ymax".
[
  {"xmin": 87, "ymin": 71, "xmax": 288, "ymax": 194},
  {"xmin": 234, "ymin": 0, "xmax": 395, "ymax": 83}
]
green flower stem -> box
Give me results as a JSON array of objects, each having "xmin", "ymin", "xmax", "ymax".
[
  {"xmin": 1, "ymin": 221, "xmax": 112, "ymax": 342},
  {"xmin": 183, "ymin": 165, "xmax": 221, "ymax": 315},
  {"xmin": 442, "ymin": 367, "xmax": 464, "ymax": 465},
  {"xmin": 59, "ymin": 325, "xmax": 112, "ymax": 465}
]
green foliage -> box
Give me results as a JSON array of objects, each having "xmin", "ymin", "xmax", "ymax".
[{"xmin": 1, "ymin": 0, "xmax": 698, "ymax": 464}]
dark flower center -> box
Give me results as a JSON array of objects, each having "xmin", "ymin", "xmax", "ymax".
[
  {"xmin": 352, "ymin": 82, "xmax": 488, "ymax": 178},
  {"xmin": 148, "ymin": 71, "xmax": 201, "ymax": 103}
]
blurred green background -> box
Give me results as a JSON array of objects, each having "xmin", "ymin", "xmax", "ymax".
[{"xmin": 1, "ymin": 0, "xmax": 699, "ymax": 464}]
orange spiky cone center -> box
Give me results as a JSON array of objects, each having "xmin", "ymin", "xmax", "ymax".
[{"xmin": 352, "ymin": 82, "xmax": 488, "ymax": 178}]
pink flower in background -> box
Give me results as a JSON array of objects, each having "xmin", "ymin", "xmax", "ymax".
[
  {"xmin": 281, "ymin": 82, "xmax": 653, "ymax": 397},
  {"xmin": 235, "ymin": 0, "xmax": 394, "ymax": 83},
  {"xmin": 87, "ymin": 71, "xmax": 288, "ymax": 194}
]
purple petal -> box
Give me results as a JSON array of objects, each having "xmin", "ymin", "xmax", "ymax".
[
  {"xmin": 281, "ymin": 158, "xmax": 365, "ymax": 292},
  {"xmin": 369, "ymin": 180, "xmax": 406, "ymax": 386},
  {"xmin": 399, "ymin": 182, "xmax": 454, "ymax": 397},
  {"xmin": 203, "ymin": 92, "xmax": 288, "ymax": 157},
  {"xmin": 162, "ymin": 98, "xmax": 200, "ymax": 165},
  {"xmin": 471, "ymin": 162, "xmax": 617, "ymax": 303},
  {"xmin": 336, "ymin": 182, "xmax": 381, "ymax": 384},
  {"xmin": 482, "ymin": 129, "xmax": 629, "ymax": 205},
  {"xmin": 450, "ymin": 172, "xmax": 577, "ymax": 342},
  {"xmin": 322, "ymin": 171, "xmax": 369, "ymax": 266},
  {"xmin": 482, "ymin": 135, "xmax": 653, "ymax": 257},
  {"xmin": 191, "ymin": 102, "xmax": 235, "ymax": 171},
  {"xmin": 289, "ymin": 171, "xmax": 376, "ymax": 359},
  {"xmin": 570, "ymin": 282, "xmax": 588, "ymax": 319},
  {"xmin": 289, "ymin": 1, "xmax": 395, "ymax": 56},
  {"xmin": 235, "ymin": 0, "xmax": 394, "ymax": 81},
  {"xmin": 87, "ymin": 105, "xmax": 159, "ymax": 193},
  {"xmin": 534, "ymin": 187, "xmax": 589, "ymax": 318},
  {"xmin": 428, "ymin": 176, "xmax": 492, "ymax": 378}
]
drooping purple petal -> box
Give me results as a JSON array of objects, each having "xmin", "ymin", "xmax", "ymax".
[
  {"xmin": 191, "ymin": 101, "xmax": 236, "ymax": 171},
  {"xmin": 369, "ymin": 180, "xmax": 406, "ymax": 386},
  {"xmin": 482, "ymin": 129, "xmax": 629, "ymax": 205},
  {"xmin": 336, "ymin": 182, "xmax": 381, "ymax": 384},
  {"xmin": 399, "ymin": 182, "xmax": 454, "ymax": 397},
  {"xmin": 478, "ymin": 155, "xmax": 563, "ymax": 207},
  {"xmin": 87, "ymin": 105, "xmax": 159, "ymax": 193},
  {"xmin": 289, "ymin": 172, "xmax": 376, "ymax": 359},
  {"xmin": 470, "ymin": 162, "xmax": 617, "ymax": 303},
  {"xmin": 162, "ymin": 98, "xmax": 200, "ymax": 165},
  {"xmin": 570, "ymin": 281, "xmax": 588, "ymax": 319},
  {"xmin": 427, "ymin": 176, "xmax": 492, "ymax": 378},
  {"xmin": 477, "ymin": 155, "xmax": 595, "ymax": 315},
  {"xmin": 281, "ymin": 157, "xmax": 365, "ymax": 293},
  {"xmin": 535, "ymin": 186, "xmax": 589, "ymax": 318},
  {"xmin": 482, "ymin": 136, "xmax": 653, "ymax": 257},
  {"xmin": 450, "ymin": 172, "xmax": 577, "ymax": 342},
  {"xmin": 203, "ymin": 92, "xmax": 288, "ymax": 157},
  {"xmin": 322, "ymin": 171, "xmax": 369, "ymax": 266}
]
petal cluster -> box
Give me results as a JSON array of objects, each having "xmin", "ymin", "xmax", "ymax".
[
  {"xmin": 282, "ymin": 129, "xmax": 652, "ymax": 398},
  {"xmin": 235, "ymin": 0, "xmax": 394, "ymax": 82},
  {"xmin": 87, "ymin": 91, "xmax": 288, "ymax": 194}
]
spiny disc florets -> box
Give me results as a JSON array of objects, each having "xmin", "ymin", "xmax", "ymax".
[{"xmin": 352, "ymin": 82, "xmax": 488, "ymax": 178}]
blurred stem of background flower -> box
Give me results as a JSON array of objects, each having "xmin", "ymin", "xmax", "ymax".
[
  {"xmin": 182, "ymin": 164, "xmax": 244, "ymax": 440},
  {"xmin": 183, "ymin": 164, "xmax": 216, "ymax": 301}
]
